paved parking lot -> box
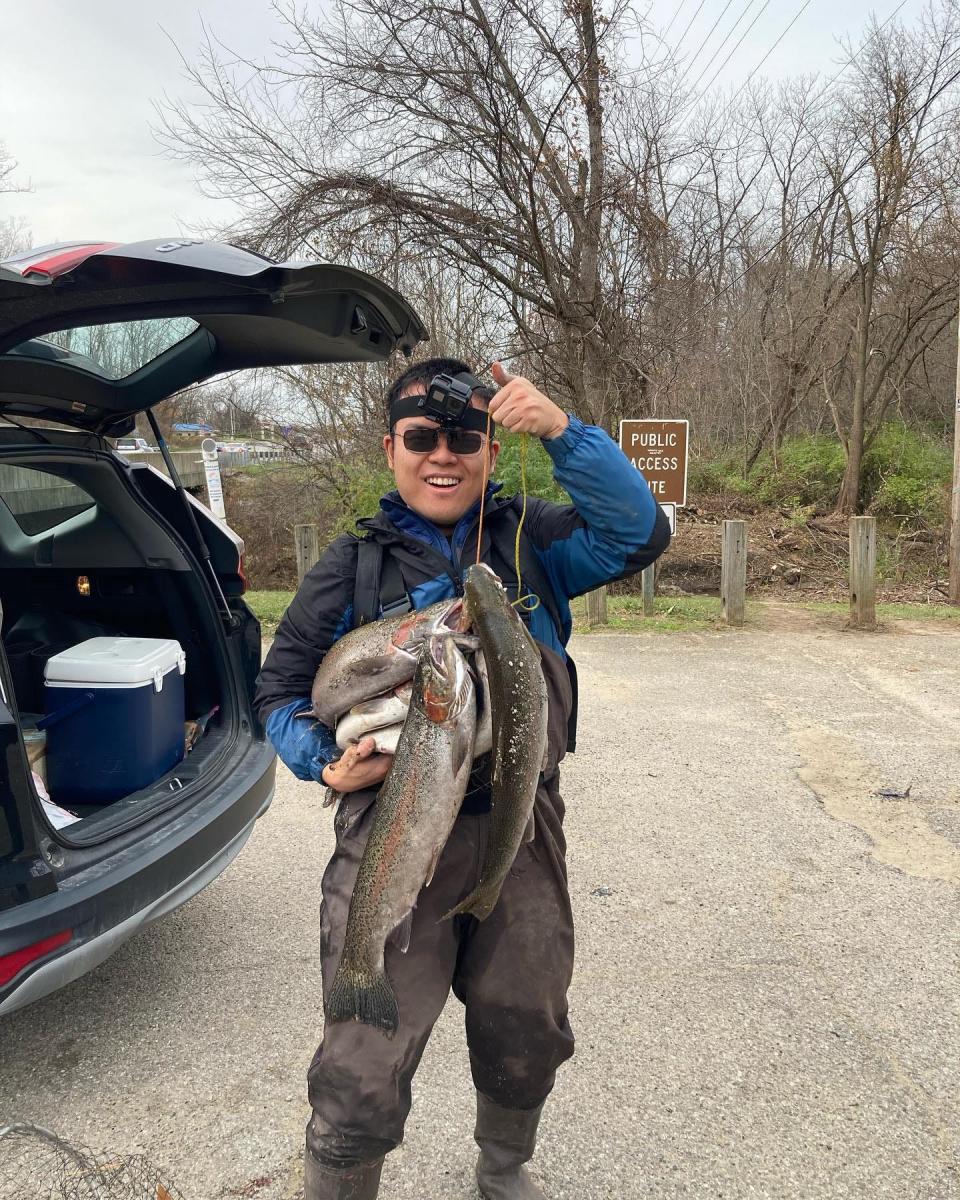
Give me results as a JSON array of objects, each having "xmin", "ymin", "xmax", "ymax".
[{"xmin": 2, "ymin": 615, "xmax": 959, "ymax": 1199}]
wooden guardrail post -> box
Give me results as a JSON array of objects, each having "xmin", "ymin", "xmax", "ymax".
[
  {"xmin": 642, "ymin": 565, "xmax": 656, "ymax": 616},
  {"xmin": 295, "ymin": 523, "xmax": 320, "ymax": 585},
  {"xmin": 721, "ymin": 520, "xmax": 747, "ymax": 627},
  {"xmin": 585, "ymin": 585, "xmax": 608, "ymax": 627},
  {"xmin": 849, "ymin": 516, "xmax": 877, "ymax": 630}
]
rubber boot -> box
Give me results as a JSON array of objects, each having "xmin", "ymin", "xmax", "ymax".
[
  {"xmin": 303, "ymin": 1149, "xmax": 384, "ymax": 1199},
  {"xmin": 474, "ymin": 1093, "xmax": 547, "ymax": 1200}
]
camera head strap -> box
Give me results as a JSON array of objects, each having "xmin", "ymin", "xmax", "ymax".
[{"xmin": 389, "ymin": 370, "xmax": 492, "ymax": 432}]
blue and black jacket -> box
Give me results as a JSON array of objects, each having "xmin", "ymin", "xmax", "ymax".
[{"xmin": 254, "ymin": 415, "xmax": 670, "ymax": 785}]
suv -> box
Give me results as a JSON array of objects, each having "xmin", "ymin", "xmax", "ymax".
[
  {"xmin": 0, "ymin": 238, "xmax": 426, "ymax": 1014},
  {"xmin": 115, "ymin": 437, "xmax": 156, "ymax": 454}
]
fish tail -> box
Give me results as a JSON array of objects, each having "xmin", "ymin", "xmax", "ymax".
[
  {"xmin": 442, "ymin": 886, "xmax": 501, "ymax": 923},
  {"xmin": 326, "ymin": 964, "xmax": 400, "ymax": 1035}
]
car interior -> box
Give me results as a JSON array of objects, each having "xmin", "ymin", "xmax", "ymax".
[{"xmin": 0, "ymin": 442, "xmax": 245, "ymax": 840}]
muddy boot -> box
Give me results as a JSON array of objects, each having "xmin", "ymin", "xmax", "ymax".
[
  {"xmin": 303, "ymin": 1149, "xmax": 384, "ymax": 1199},
  {"xmin": 474, "ymin": 1093, "xmax": 547, "ymax": 1200}
]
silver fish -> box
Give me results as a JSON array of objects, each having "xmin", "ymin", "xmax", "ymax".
[
  {"xmin": 335, "ymin": 683, "xmax": 413, "ymax": 750},
  {"xmin": 307, "ymin": 598, "xmax": 467, "ymax": 727}
]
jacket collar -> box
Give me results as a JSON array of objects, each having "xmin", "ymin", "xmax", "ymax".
[{"xmin": 358, "ymin": 482, "xmax": 506, "ymax": 559}]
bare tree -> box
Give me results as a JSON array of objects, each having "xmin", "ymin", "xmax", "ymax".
[
  {"xmin": 159, "ymin": 0, "xmax": 677, "ymax": 431},
  {"xmin": 0, "ymin": 140, "xmax": 30, "ymax": 258},
  {"xmin": 814, "ymin": 10, "xmax": 960, "ymax": 511}
]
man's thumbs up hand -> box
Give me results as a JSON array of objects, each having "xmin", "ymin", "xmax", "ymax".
[
  {"xmin": 490, "ymin": 361, "xmax": 516, "ymax": 388},
  {"xmin": 487, "ymin": 362, "xmax": 569, "ymax": 440}
]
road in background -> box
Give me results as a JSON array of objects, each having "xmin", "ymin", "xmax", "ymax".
[{"xmin": 2, "ymin": 616, "xmax": 959, "ymax": 1199}]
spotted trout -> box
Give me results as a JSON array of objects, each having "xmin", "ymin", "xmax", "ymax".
[
  {"xmin": 444, "ymin": 564, "xmax": 549, "ymax": 922},
  {"xmin": 305, "ymin": 598, "xmax": 468, "ymax": 727},
  {"xmin": 325, "ymin": 634, "xmax": 477, "ymax": 1034}
]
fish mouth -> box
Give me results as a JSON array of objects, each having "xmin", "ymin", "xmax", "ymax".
[
  {"xmin": 439, "ymin": 597, "xmax": 467, "ymax": 633},
  {"xmin": 422, "ymin": 634, "xmax": 472, "ymax": 722}
]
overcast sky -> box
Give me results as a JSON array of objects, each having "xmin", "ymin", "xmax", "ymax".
[{"xmin": 0, "ymin": 0, "xmax": 928, "ymax": 251}]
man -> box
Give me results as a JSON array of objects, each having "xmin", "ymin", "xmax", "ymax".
[{"xmin": 255, "ymin": 357, "xmax": 670, "ymax": 1199}]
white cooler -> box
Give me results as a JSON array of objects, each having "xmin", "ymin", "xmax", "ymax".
[{"xmin": 43, "ymin": 637, "xmax": 186, "ymax": 806}]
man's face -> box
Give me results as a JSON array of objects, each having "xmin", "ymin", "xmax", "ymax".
[{"xmin": 383, "ymin": 388, "xmax": 500, "ymax": 530}]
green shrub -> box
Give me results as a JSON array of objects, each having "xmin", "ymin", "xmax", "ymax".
[
  {"xmin": 692, "ymin": 426, "xmax": 949, "ymax": 521},
  {"xmin": 863, "ymin": 425, "xmax": 950, "ymax": 521},
  {"xmin": 691, "ymin": 435, "xmax": 845, "ymax": 508},
  {"xmin": 493, "ymin": 432, "xmax": 569, "ymax": 503},
  {"xmin": 752, "ymin": 436, "xmax": 846, "ymax": 507},
  {"xmin": 328, "ymin": 463, "xmax": 396, "ymax": 537},
  {"xmin": 687, "ymin": 450, "xmax": 754, "ymax": 497}
]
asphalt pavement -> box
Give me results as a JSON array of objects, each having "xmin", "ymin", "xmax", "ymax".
[{"xmin": 2, "ymin": 612, "xmax": 959, "ymax": 1199}]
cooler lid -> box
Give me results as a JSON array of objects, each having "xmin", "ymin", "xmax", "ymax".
[{"xmin": 45, "ymin": 637, "xmax": 186, "ymax": 687}]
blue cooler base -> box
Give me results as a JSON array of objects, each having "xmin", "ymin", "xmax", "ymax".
[{"xmin": 45, "ymin": 673, "xmax": 185, "ymax": 807}]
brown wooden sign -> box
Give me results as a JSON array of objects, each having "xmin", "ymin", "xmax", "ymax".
[{"xmin": 619, "ymin": 419, "xmax": 689, "ymax": 506}]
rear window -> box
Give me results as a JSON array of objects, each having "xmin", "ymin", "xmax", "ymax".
[
  {"xmin": 8, "ymin": 316, "xmax": 199, "ymax": 380},
  {"xmin": 0, "ymin": 465, "xmax": 95, "ymax": 534}
]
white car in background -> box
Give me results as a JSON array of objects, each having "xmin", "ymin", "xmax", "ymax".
[{"xmin": 115, "ymin": 437, "xmax": 157, "ymax": 454}]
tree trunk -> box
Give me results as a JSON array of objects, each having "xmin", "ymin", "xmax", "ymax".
[{"xmin": 836, "ymin": 313, "xmax": 870, "ymax": 515}]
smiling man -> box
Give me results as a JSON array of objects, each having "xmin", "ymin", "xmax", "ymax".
[{"xmin": 255, "ymin": 356, "xmax": 670, "ymax": 1200}]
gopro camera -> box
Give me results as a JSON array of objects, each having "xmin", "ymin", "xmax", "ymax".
[{"xmin": 418, "ymin": 372, "xmax": 474, "ymax": 426}]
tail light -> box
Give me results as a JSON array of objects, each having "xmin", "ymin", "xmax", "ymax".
[
  {"xmin": 0, "ymin": 929, "xmax": 72, "ymax": 988},
  {"xmin": 16, "ymin": 243, "xmax": 121, "ymax": 279},
  {"xmin": 237, "ymin": 553, "xmax": 248, "ymax": 596}
]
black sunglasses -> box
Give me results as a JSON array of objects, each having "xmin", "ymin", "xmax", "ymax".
[{"xmin": 397, "ymin": 427, "xmax": 487, "ymax": 455}]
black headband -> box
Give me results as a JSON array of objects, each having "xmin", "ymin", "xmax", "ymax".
[
  {"xmin": 389, "ymin": 370, "xmax": 493, "ymax": 432},
  {"xmin": 389, "ymin": 396, "xmax": 491, "ymax": 432}
]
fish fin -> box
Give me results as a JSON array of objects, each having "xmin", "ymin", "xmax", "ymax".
[
  {"xmin": 364, "ymin": 653, "xmax": 408, "ymax": 678},
  {"xmin": 442, "ymin": 885, "xmax": 501, "ymax": 922},
  {"xmin": 326, "ymin": 965, "xmax": 399, "ymax": 1035},
  {"xmin": 424, "ymin": 841, "xmax": 445, "ymax": 888},
  {"xmin": 452, "ymin": 633, "xmax": 481, "ymax": 653},
  {"xmin": 323, "ymin": 787, "xmax": 342, "ymax": 809},
  {"xmin": 521, "ymin": 622, "xmax": 540, "ymax": 655},
  {"xmin": 450, "ymin": 720, "xmax": 475, "ymax": 778},
  {"xmin": 388, "ymin": 909, "xmax": 415, "ymax": 953}
]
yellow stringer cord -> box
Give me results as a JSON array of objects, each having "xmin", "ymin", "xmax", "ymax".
[
  {"xmin": 513, "ymin": 433, "xmax": 539, "ymax": 612},
  {"xmin": 475, "ymin": 408, "xmax": 538, "ymax": 613}
]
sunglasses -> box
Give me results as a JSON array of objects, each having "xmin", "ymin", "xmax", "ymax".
[{"xmin": 396, "ymin": 427, "xmax": 487, "ymax": 455}]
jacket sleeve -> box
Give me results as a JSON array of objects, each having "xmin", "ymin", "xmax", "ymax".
[
  {"xmin": 527, "ymin": 414, "xmax": 671, "ymax": 599},
  {"xmin": 254, "ymin": 536, "xmax": 357, "ymax": 782}
]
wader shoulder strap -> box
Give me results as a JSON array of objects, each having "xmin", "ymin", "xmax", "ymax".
[
  {"xmin": 352, "ymin": 537, "xmax": 382, "ymax": 627},
  {"xmin": 353, "ymin": 537, "xmax": 411, "ymax": 627}
]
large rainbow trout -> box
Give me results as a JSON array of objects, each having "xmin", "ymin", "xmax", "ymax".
[
  {"xmin": 305, "ymin": 598, "xmax": 467, "ymax": 727},
  {"xmin": 325, "ymin": 634, "xmax": 477, "ymax": 1034},
  {"xmin": 445, "ymin": 563, "xmax": 548, "ymax": 922}
]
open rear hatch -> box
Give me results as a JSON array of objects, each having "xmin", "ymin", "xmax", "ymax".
[
  {"xmin": 0, "ymin": 238, "xmax": 427, "ymax": 436},
  {"xmin": 0, "ymin": 240, "xmax": 427, "ymax": 840}
]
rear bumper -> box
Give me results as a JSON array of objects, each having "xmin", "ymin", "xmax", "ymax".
[{"xmin": 0, "ymin": 739, "xmax": 276, "ymax": 1015}]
